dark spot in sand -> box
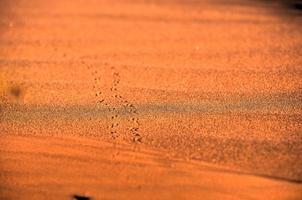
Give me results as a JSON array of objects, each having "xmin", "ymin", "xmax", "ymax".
[
  {"xmin": 9, "ymin": 86, "xmax": 22, "ymax": 98},
  {"xmin": 279, "ymin": 0, "xmax": 302, "ymax": 12},
  {"xmin": 72, "ymin": 194, "xmax": 91, "ymax": 200},
  {"xmin": 292, "ymin": 1, "xmax": 302, "ymax": 10}
]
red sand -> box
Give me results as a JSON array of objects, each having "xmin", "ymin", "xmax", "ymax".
[{"xmin": 0, "ymin": 0, "xmax": 302, "ymax": 199}]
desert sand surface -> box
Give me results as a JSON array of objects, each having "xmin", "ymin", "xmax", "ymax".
[{"xmin": 0, "ymin": 0, "xmax": 302, "ymax": 199}]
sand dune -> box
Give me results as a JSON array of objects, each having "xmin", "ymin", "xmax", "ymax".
[{"xmin": 0, "ymin": 0, "xmax": 301, "ymax": 199}]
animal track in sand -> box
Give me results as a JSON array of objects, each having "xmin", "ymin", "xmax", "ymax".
[
  {"xmin": 85, "ymin": 62, "xmax": 117, "ymax": 139},
  {"xmin": 110, "ymin": 65, "xmax": 142, "ymax": 143},
  {"xmin": 85, "ymin": 62, "xmax": 142, "ymax": 142}
]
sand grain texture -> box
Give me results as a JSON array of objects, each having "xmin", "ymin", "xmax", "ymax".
[{"xmin": 0, "ymin": 0, "xmax": 302, "ymax": 199}]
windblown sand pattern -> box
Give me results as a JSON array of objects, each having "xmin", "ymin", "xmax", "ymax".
[{"xmin": 0, "ymin": 0, "xmax": 301, "ymax": 199}]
